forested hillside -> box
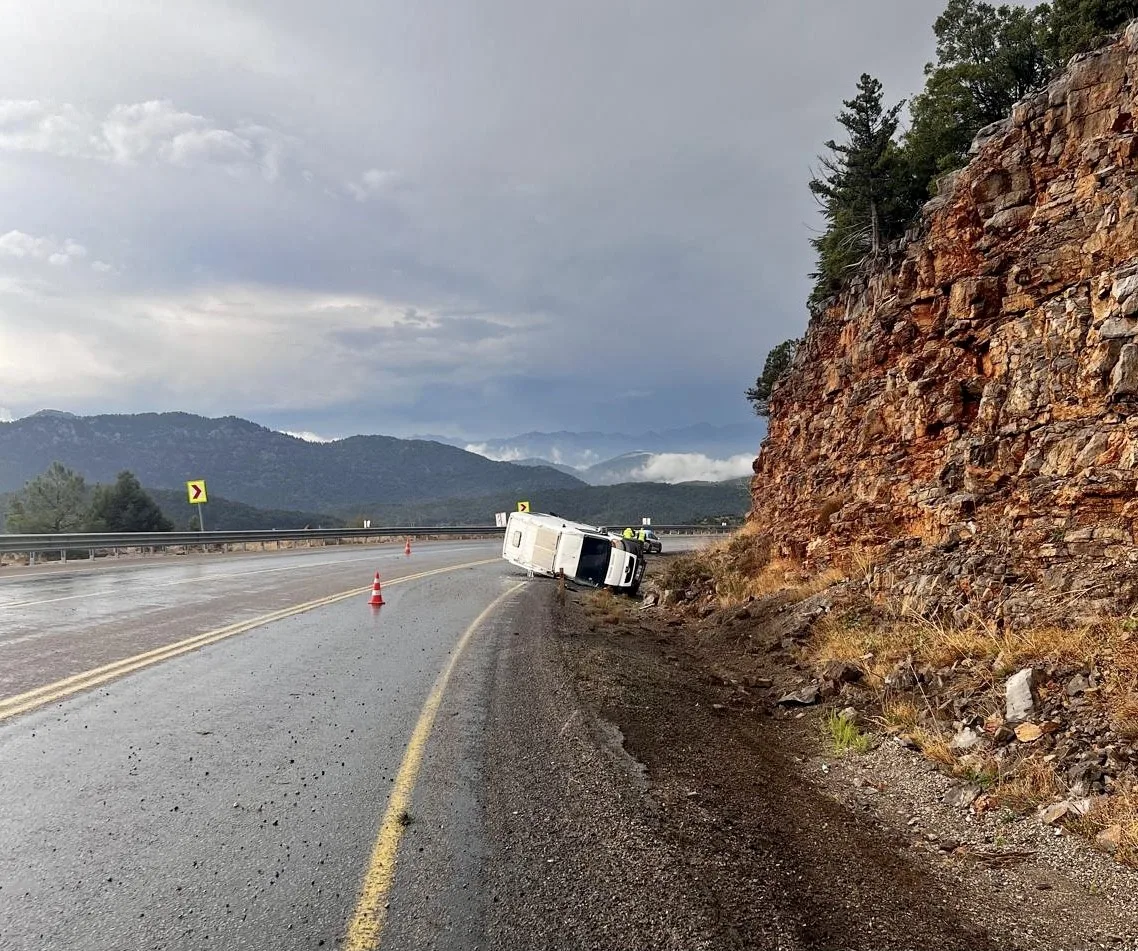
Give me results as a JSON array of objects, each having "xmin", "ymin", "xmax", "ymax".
[{"xmin": 0, "ymin": 412, "xmax": 582, "ymax": 512}]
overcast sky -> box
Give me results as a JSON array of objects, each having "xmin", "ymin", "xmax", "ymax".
[{"xmin": 0, "ymin": 0, "xmax": 951, "ymax": 441}]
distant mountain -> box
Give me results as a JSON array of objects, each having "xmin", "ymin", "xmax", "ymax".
[
  {"xmin": 579, "ymin": 452, "xmax": 655, "ymax": 485},
  {"xmin": 0, "ymin": 412, "xmax": 584, "ymax": 512},
  {"xmin": 343, "ymin": 478, "xmax": 750, "ymax": 527},
  {"xmin": 504, "ymin": 449, "xmax": 756, "ymax": 486},
  {"xmin": 510, "ymin": 457, "xmax": 583, "ymax": 477},
  {"xmin": 465, "ymin": 422, "xmax": 763, "ymax": 469},
  {"xmin": 147, "ymin": 489, "xmax": 346, "ymax": 532}
]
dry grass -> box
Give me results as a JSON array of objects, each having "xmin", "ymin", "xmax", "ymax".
[
  {"xmin": 1113, "ymin": 693, "xmax": 1138, "ymax": 743},
  {"xmin": 879, "ymin": 696, "xmax": 919, "ymax": 733},
  {"xmin": 585, "ymin": 589, "xmax": 629, "ymax": 626},
  {"xmin": 993, "ymin": 758, "xmax": 1064, "ymax": 811},
  {"xmin": 810, "ymin": 606, "xmax": 1133, "ymax": 699},
  {"xmin": 661, "ymin": 527, "xmax": 846, "ymax": 611},
  {"xmin": 912, "ymin": 727, "xmax": 956, "ymax": 767},
  {"xmin": 1074, "ymin": 783, "xmax": 1138, "ymax": 864}
]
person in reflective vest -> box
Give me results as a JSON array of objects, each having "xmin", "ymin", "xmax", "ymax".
[
  {"xmin": 622, "ymin": 527, "xmax": 634, "ymax": 539},
  {"xmin": 636, "ymin": 527, "xmax": 647, "ymax": 543}
]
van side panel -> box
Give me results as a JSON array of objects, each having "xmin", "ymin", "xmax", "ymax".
[{"xmin": 531, "ymin": 526, "xmax": 560, "ymax": 573}]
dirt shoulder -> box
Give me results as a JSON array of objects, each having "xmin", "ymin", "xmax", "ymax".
[{"xmin": 484, "ymin": 564, "xmax": 1138, "ymax": 950}]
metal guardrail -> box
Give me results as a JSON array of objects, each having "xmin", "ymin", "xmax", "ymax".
[
  {"xmin": 4, "ymin": 523, "xmax": 735, "ymax": 554},
  {"xmin": 0, "ymin": 523, "xmax": 735, "ymax": 559},
  {"xmin": 0, "ymin": 526, "xmax": 503, "ymax": 557}
]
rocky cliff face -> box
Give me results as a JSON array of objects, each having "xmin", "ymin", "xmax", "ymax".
[{"xmin": 753, "ymin": 25, "xmax": 1138, "ymax": 623}]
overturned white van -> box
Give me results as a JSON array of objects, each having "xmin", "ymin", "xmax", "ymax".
[{"xmin": 501, "ymin": 511, "xmax": 646, "ymax": 593}]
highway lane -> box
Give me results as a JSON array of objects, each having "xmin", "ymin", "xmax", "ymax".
[
  {"xmin": 0, "ymin": 540, "xmax": 501, "ymax": 700},
  {"xmin": 0, "ymin": 557, "xmax": 528, "ymax": 951},
  {"xmin": 0, "ymin": 535, "xmax": 716, "ymax": 950}
]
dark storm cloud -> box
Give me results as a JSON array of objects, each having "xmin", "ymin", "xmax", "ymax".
[{"xmin": 0, "ymin": 0, "xmax": 955, "ymax": 437}]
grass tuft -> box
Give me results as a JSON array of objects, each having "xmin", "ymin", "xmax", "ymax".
[
  {"xmin": 823, "ymin": 711, "xmax": 873, "ymax": 754},
  {"xmin": 992, "ymin": 758, "xmax": 1063, "ymax": 811}
]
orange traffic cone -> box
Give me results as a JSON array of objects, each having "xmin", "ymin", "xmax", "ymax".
[
  {"xmin": 368, "ymin": 571, "xmax": 385, "ymax": 607},
  {"xmin": 404, "ymin": 538, "xmax": 412, "ymax": 557}
]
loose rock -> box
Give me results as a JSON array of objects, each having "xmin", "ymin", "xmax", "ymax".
[
  {"xmin": 777, "ymin": 685, "xmax": 820, "ymax": 707},
  {"xmin": 1006, "ymin": 669, "xmax": 1036, "ymax": 723}
]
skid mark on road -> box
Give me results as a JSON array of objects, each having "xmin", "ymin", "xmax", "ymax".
[
  {"xmin": 344, "ymin": 580, "xmax": 527, "ymax": 950},
  {"xmin": 0, "ymin": 560, "xmax": 498, "ymax": 723}
]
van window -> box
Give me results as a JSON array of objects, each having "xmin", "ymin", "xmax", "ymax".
[
  {"xmin": 575, "ymin": 537, "xmax": 611, "ymax": 586},
  {"xmin": 510, "ymin": 530, "xmax": 522, "ymax": 548}
]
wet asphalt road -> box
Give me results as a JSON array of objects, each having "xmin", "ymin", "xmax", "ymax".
[
  {"xmin": 0, "ymin": 540, "xmax": 500, "ymax": 698},
  {"xmin": 0, "ymin": 542, "xmax": 519, "ymax": 950},
  {"xmin": 0, "ymin": 536, "xmax": 716, "ymax": 950}
]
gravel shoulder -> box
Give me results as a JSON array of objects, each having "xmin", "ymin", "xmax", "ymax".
[{"xmin": 480, "ymin": 570, "xmax": 1138, "ymax": 950}]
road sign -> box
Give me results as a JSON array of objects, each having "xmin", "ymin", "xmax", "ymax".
[
  {"xmin": 516, "ymin": 500, "xmax": 531, "ymax": 513},
  {"xmin": 495, "ymin": 512, "xmax": 509, "ymax": 527},
  {"xmin": 186, "ymin": 480, "xmax": 208, "ymax": 504},
  {"xmin": 642, "ymin": 517, "xmax": 652, "ymax": 526}
]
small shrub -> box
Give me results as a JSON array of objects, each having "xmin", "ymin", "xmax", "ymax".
[{"xmin": 824, "ymin": 711, "xmax": 872, "ymax": 754}]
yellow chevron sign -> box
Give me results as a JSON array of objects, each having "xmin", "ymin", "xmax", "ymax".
[{"xmin": 186, "ymin": 480, "xmax": 208, "ymax": 504}]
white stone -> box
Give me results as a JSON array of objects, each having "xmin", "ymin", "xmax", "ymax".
[{"xmin": 1006, "ymin": 668, "xmax": 1036, "ymax": 722}]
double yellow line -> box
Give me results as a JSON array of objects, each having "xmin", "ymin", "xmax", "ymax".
[{"xmin": 0, "ymin": 559, "xmax": 497, "ymax": 724}]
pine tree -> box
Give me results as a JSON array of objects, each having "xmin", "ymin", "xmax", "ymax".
[
  {"xmin": 6, "ymin": 462, "xmax": 90, "ymax": 533},
  {"xmin": 87, "ymin": 471, "xmax": 174, "ymax": 532},
  {"xmin": 745, "ymin": 339, "xmax": 801, "ymax": 417},
  {"xmin": 809, "ymin": 74, "xmax": 910, "ymax": 303}
]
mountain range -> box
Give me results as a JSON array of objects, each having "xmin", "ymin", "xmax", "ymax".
[
  {"xmin": 0, "ymin": 412, "xmax": 753, "ymax": 527},
  {"xmin": 510, "ymin": 449, "xmax": 756, "ymax": 485},
  {"xmin": 449, "ymin": 422, "xmax": 763, "ymax": 469},
  {"xmin": 0, "ymin": 411, "xmax": 581, "ymax": 512}
]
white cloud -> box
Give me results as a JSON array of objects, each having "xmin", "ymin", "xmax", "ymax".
[
  {"xmin": 283, "ymin": 430, "xmax": 335, "ymax": 443},
  {"xmin": 0, "ymin": 231, "xmax": 88, "ymax": 266},
  {"xmin": 0, "ymin": 282, "xmax": 539, "ymax": 414},
  {"xmin": 0, "ymin": 98, "xmax": 287, "ymax": 179},
  {"xmin": 464, "ymin": 442, "xmax": 527, "ymax": 462},
  {"xmin": 348, "ymin": 168, "xmax": 399, "ymax": 201},
  {"xmin": 632, "ymin": 452, "xmax": 754, "ymax": 484},
  {"xmin": 102, "ymin": 100, "xmax": 204, "ymax": 163},
  {"xmin": 0, "ymin": 407, "xmax": 13, "ymax": 422},
  {"xmin": 0, "ymin": 100, "xmax": 92, "ymax": 157}
]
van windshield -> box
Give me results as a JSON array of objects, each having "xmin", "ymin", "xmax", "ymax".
[{"xmin": 575, "ymin": 537, "xmax": 612, "ymax": 586}]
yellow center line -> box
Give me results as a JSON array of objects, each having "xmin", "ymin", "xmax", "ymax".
[
  {"xmin": 0, "ymin": 559, "xmax": 499, "ymax": 723},
  {"xmin": 343, "ymin": 580, "xmax": 527, "ymax": 951}
]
